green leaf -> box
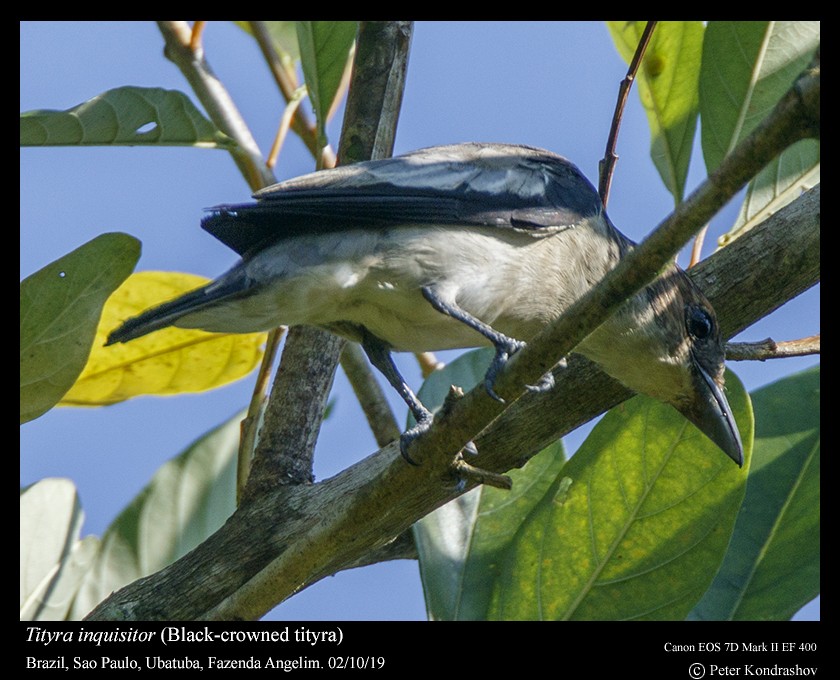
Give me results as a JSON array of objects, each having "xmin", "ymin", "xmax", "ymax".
[
  {"xmin": 295, "ymin": 21, "xmax": 357, "ymax": 147},
  {"xmin": 69, "ymin": 412, "xmax": 241, "ymax": 619},
  {"xmin": 699, "ymin": 21, "xmax": 820, "ymax": 172},
  {"xmin": 607, "ymin": 21, "xmax": 704, "ymax": 203},
  {"xmin": 417, "ymin": 443, "xmax": 566, "ymax": 620},
  {"xmin": 20, "ymin": 233, "xmax": 141, "ymax": 424},
  {"xmin": 721, "ymin": 139, "xmax": 819, "ymax": 247},
  {"xmin": 699, "ymin": 21, "xmax": 820, "ymax": 246},
  {"xmin": 20, "ymin": 479, "xmax": 99, "ymax": 621},
  {"xmin": 414, "ymin": 349, "xmax": 566, "ymax": 620},
  {"xmin": 489, "ymin": 370, "xmax": 753, "ymax": 620},
  {"xmin": 20, "ymin": 86, "xmax": 234, "ymax": 148},
  {"xmin": 689, "ymin": 367, "xmax": 820, "ymax": 620}
]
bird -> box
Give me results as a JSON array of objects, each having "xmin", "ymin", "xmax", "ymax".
[{"xmin": 106, "ymin": 143, "xmax": 743, "ymax": 467}]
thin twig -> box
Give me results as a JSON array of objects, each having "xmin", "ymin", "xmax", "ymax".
[
  {"xmin": 688, "ymin": 223, "xmax": 707, "ymax": 268},
  {"xmin": 248, "ymin": 21, "xmax": 336, "ymax": 166},
  {"xmin": 726, "ymin": 334, "xmax": 820, "ymax": 361},
  {"xmin": 451, "ymin": 458, "xmax": 512, "ymax": 491},
  {"xmin": 327, "ymin": 43, "xmax": 355, "ymax": 122},
  {"xmin": 599, "ymin": 21, "xmax": 657, "ymax": 207},
  {"xmin": 416, "ymin": 352, "xmax": 444, "ymax": 378},
  {"xmin": 157, "ymin": 21, "xmax": 275, "ymax": 191},
  {"xmin": 236, "ymin": 327, "xmax": 284, "ymax": 503},
  {"xmin": 266, "ymin": 86, "xmax": 307, "ymax": 169},
  {"xmin": 189, "ymin": 21, "xmax": 206, "ymax": 52}
]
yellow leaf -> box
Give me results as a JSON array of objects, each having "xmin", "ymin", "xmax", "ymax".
[{"xmin": 59, "ymin": 271, "xmax": 267, "ymax": 406}]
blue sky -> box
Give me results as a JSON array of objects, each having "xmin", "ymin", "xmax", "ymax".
[{"xmin": 20, "ymin": 21, "xmax": 819, "ymax": 621}]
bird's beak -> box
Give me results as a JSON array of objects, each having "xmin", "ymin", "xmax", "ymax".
[{"xmin": 677, "ymin": 360, "xmax": 744, "ymax": 467}]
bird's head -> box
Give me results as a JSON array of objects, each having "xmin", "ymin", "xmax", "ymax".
[{"xmin": 580, "ymin": 265, "xmax": 743, "ymax": 466}]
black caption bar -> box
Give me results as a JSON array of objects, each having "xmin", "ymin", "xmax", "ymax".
[{"xmin": 22, "ymin": 621, "xmax": 823, "ymax": 675}]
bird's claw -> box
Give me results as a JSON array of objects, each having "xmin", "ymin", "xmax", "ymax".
[
  {"xmin": 399, "ymin": 408, "xmax": 435, "ymax": 465},
  {"xmin": 399, "ymin": 427, "xmax": 424, "ymax": 466},
  {"xmin": 400, "ymin": 416, "xmax": 478, "ymax": 467},
  {"xmin": 526, "ymin": 369, "xmax": 556, "ymax": 393},
  {"xmin": 526, "ymin": 357, "xmax": 566, "ymax": 392},
  {"xmin": 484, "ymin": 338, "xmax": 526, "ymax": 402}
]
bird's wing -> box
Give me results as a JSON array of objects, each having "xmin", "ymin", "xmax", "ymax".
[{"xmin": 202, "ymin": 143, "xmax": 604, "ymax": 256}]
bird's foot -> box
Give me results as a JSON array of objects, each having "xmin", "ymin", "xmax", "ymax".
[
  {"xmin": 400, "ymin": 418, "xmax": 479, "ymax": 466},
  {"xmin": 526, "ymin": 358, "xmax": 565, "ymax": 393},
  {"xmin": 399, "ymin": 413, "xmax": 432, "ymax": 466},
  {"xmin": 484, "ymin": 338, "xmax": 527, "ymax": 402}
]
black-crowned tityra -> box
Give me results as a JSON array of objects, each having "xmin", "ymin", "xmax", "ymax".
[{"xmin": 107, "ymin": 143, "xmax": 743, "ymax": 466}]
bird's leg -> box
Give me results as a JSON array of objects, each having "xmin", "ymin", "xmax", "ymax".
[
  {"xmin": 421, "ymin": 286, "xmax": 525, "ymax": 402},
  {"xmin": 360, "ymin": 330, "xmax": 432, "ymax": 465},
  {"xmin": 361, "ymin": 329, "xmax": 480, "ymax": 465}
]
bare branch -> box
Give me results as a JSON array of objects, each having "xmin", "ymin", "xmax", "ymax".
[
  {"xmin": 416, "ymin": 351, "xmax": 444, "ymax": 378},
  {"xmin": 189, "ymin": 21, "xmax": 206, "ymax": 52},
  {"xmin": 266, "ymin": 86, "xmax": 307, "ymax": 169},
  {"xmin": 727, "ymin": 334, "xmax": 820, "ymax": 361},
  {"xmin": 599, "ymin": 21, "xmax": 657, "ymax": 206},
  {"xmin": 237, "ymin": 327, "xmax": 284, "ymax": 502},
  {"xmin": 451, "ymin": 458, "xmax": 513, "ymax": 490}
]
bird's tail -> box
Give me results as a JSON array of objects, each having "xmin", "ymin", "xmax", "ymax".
[{"xmin": 105, "ymin": 279, "xmax": 240, "ymax": 346}]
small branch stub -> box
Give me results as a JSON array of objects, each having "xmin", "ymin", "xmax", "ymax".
[
  {"xmin": 726, "ymin": 335, "xmax": 820, "ymax": 361},
  {"xmin": 451, "ymin": 458, "xmax": 513, "ymax": 491}
]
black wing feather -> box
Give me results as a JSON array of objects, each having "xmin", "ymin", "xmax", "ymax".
[{"xmin": 202, "ymin": 143, "xmax": 603, "ymax": 257}]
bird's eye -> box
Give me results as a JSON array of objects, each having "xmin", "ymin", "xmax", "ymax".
[{"xmin": 686, "ymin": 305, "xmax": 713, "ymax": 340}]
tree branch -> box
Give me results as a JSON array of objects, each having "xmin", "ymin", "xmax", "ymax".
[
  {"xmin": 242, "ymin": 21, "xmax": 413, "ymax": 498},
  {"xmin": 85, "ymin": 57, "xmax": 819, "ymax": 622}
]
